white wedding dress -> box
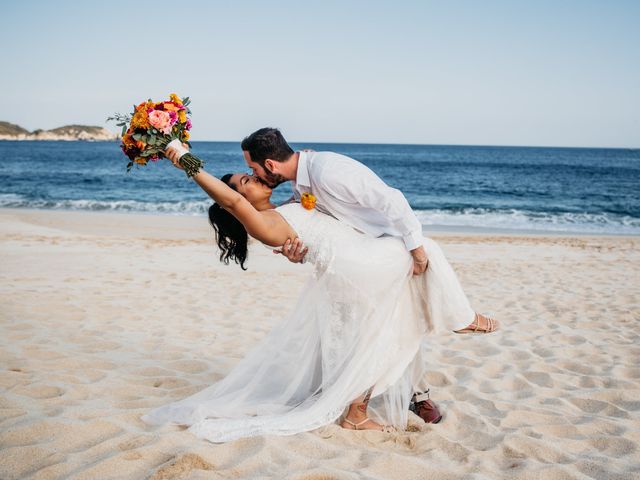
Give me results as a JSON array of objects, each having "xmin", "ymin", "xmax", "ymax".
[{"xmin": 141, "ymin": 203, "xmax": 474, "ymax": 442}]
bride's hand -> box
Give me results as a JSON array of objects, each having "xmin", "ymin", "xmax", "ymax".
[{"xmin": 165, "ymin": 142, "xmax": 189, "ymax": 169}]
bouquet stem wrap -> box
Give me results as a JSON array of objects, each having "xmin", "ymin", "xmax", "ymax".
[{"xmin": 165, "ymin": 139, "xmax": 203, "ymax": 178}]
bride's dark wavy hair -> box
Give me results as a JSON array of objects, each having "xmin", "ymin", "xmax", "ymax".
[{"xmin": 208, "ymin": 173, "xmax": 249, "ymax": 270}]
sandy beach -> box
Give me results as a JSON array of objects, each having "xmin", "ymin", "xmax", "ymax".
[{"xmin": 1, "ymin": 207, "xmax": 639, "ymax": 480}]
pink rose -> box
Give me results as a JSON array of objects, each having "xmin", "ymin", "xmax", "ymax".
[{"xmin": 148, "ymin": 110, "xmax": 176, "ymax": 135}]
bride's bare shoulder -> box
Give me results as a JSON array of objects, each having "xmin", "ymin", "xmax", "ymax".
[{"xmin": 256, "ymin": 208, "xmax": 296, "ymax": 246}]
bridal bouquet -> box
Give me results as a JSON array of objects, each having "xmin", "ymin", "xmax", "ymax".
[{"xmin": 108, "ymin": 94, "xmax": 203, "ymax": 177}]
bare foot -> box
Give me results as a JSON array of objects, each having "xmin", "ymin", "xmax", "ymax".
[{"xmin": 454, "ymin": 312, "xmax": 499, "ymax": 334}]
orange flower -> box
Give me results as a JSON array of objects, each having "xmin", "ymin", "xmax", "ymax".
[
  {"xmin": 182, "ymin": 131, "xmax": 190, "ymax": 141},
  {"xmin": 134, "ymin": 157, "xmax": 147, "ymax": 165},
  {"xmin": 122, "ymin": 133, "xmax": 136, "ymax": 148},
  {"xmin": 163, "ymin": 102, "xmax": 180, "ymax": 112},
  {"xmin": 301, "ymin": 192, "xmax": 316, "ymax": 210},
  {"xmin": 170, "ymin": 93, "xmax": 183, "ymax": 105}
]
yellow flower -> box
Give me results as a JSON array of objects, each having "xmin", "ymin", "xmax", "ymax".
[
  {"xmin": 170, "ymin": 93, "xmax": 183, "ymax": 105},
  {"xmin": 136, "ymin": 101, "xmax": 154, "ymax": 112},
  {"xmin": 134, "ymin": 157, "xmax": 147, "ymax": 165},
  {"xmin": 178, "ymin": 110, "xmax": 187, "ymax": 123},
  {"xmin": 182, "ymin": 131, "xmax": 190, "ymax": 141},
  {"xmin": 301, "ymin": 192, "xmax": 316, "ymax": 210},
  {"xmin": 131, "ymin": 110, "xmax": 149, "ymax": 129}
]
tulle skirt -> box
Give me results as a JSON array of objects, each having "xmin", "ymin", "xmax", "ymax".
[{"xmin": 141, "ymin": 236, "xmax": 474, "ymax": 442}]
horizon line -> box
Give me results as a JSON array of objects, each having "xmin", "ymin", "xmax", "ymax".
[{"xmin": 185, "ymin": 139, "xmax": 640, "ymax": 151}]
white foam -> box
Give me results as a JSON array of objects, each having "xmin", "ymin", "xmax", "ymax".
[
  {"xmin": 1, "ymin": 195, "xmax": 639, "ymax": 234},
  {"xmin": 0, "ymin": 195, "xmax": 210, "ymax": 216},
  {"xmin": 415, "ymin": 208, "xmax": 640, "ymax": 235}
]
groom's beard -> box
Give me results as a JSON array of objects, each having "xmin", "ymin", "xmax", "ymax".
[{"xmin": 261, "ymin": 169, "xmax": 287, "ymax": 189}]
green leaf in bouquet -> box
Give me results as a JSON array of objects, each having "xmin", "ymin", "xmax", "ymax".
[
  {"xmin": 152, "ymin": 129, "xmax": 158, "ymax": 134},
  {"xmin": 121, "ymin": 125, "xmax": 127, "ymax": 136},
  {"xmin": 132, "ymin": 133, "xmax": 143, "ymax": 141},
  {"xmin": 126, "ymin": 161, "xmax": 133, "ymax": 172}
]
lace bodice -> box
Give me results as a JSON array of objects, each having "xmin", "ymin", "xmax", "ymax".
[{"xmin": 275, "ymin": 202, "xmax": 365, "ymax": 275}]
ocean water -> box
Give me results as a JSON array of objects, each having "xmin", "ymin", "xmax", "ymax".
[{"xmin": 0, "ymin": 140, "xmax": 639, "ymax": 235}]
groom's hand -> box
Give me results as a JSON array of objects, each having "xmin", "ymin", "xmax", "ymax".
[
  {"xmin": 273, "ymin": 238, "xmax": 308, "ymax": 264},
  {"xmin": 411, "ymin": 246, "xmax": 429, "ymax": 275}
]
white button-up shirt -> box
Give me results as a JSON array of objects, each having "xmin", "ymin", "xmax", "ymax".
[{"xmin": 292, "ymin": 151, "xmax": 424, "ymax": 251}]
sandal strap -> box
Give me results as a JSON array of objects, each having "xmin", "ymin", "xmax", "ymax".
[{"xmin": 343, "ymin": 417, "xmax": 371, "ymax": 430}]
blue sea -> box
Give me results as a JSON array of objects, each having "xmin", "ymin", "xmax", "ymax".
[{"xmin": 1, "ymin": 141, "xmax": 639, "ymax": 235}]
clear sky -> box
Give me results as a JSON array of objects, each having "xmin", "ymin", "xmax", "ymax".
[{"xmin": 1, "ymin": 0, "xmax": 638, "ymax": 147}]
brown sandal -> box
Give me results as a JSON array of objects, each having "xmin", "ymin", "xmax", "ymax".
[{"xmin": 454, "ymin": 313, "xmax": 499, "ymax": 334}]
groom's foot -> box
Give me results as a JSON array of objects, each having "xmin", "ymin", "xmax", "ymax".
[
  {"xmin": 454, "ymin": 312, "xmax": 499, "ymax": 334},
  {"xmin": 410, "ymin": 390, "xmax": 443, "ymax": 424}
]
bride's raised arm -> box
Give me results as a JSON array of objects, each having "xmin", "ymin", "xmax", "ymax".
[{"xmin": 164, "ymin": 146, "xmax": 281, "ymax": 244}]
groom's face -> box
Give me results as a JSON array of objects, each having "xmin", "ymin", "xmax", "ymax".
[{"xmin": 243, "ymin": 151, "xmax": 287, "ymax": 189}]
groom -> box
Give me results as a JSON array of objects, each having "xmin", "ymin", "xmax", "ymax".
[
  {"xmin": 241, "ymin": 127, "xmax": 442, "ymax": 424},
  {"xmin": 241, "ymin": 128, "xmax": 430, "ymax": 274}
]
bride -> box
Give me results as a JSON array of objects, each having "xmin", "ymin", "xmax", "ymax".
[{"xmin": 140, "ymin": 163, "xmax": 499, "ymax": 443}]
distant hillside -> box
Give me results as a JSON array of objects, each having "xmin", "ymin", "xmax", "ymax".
[
  {"xmin": 0, "ymin": 121, "xmax": 30, "ymax": 136},
  {"xmin": 0, "ymin": 121, "xmax": 118, "ymax": 141}
]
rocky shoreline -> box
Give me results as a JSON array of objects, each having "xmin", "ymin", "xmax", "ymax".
[{"xmin": 0, "ymin": 121, "xmax": 118, "ymax": 141}]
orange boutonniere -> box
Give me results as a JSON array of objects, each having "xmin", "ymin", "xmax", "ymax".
[{"xmin": 301, "ymin": 192, "xmax": 316, "ymax": 210}]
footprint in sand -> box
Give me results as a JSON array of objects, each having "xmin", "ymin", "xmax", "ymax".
[
  {"xmin": 557, "ymin": 360, "xmax": 596, "ymax": 375},
  {"xmin": 14, "ymin": 385, "xmax": 65, "ymax": 399},
  {"xmin": 568, "ymin": 398, "xmax": 630, "ymax": 418},
  {"xmin": 588, "ymin": 436, "xmax": 637, "ymax": 456},
  {"xmin": 166, "ymin": 359, "xmax": 210, "ymax": 374},
  {"xmin": 148, "ymin": 453, "xmax": 215, "ymax": 480},
  {"xmin": 146, "ymin": 377, "xmax": 191, "ymax": 389},
  {"xmin": 522, "ymin": 371, "xmax": 554, "ymax": 388},
  {"xmin": 424, "ymin": 370, "xmax": 452, "ymax": 387},
  {"xmin": 578, "ymin": 376, "xmax": 597, "ymax": 388},
  {"xmin": 502, "ymin": 435, "xmax": 571, "ymax": 464},
  {"xmin": 118, "ymin": 434, "xmax": 153, "ymax": 452}
]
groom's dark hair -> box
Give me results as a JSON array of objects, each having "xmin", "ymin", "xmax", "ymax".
[{"xmin": 241, "ymin": 127, "xmax": 294, "ymax": 166}]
